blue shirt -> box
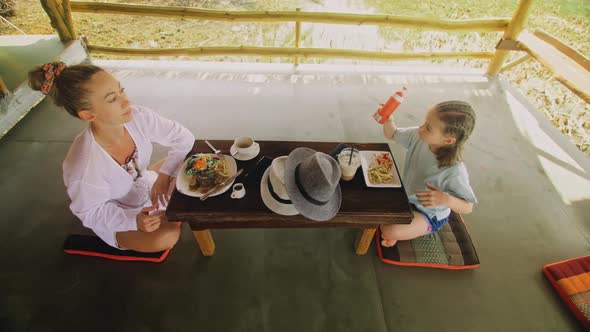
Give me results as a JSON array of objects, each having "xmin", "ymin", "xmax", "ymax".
[{"xmin": 394, "ymin": 127, "xmax": 477, "ymax": 220}]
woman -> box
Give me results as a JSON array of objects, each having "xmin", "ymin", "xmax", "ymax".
[{"xmin": 29, "ymin": 62, "xmax": 195, "ymax": 252}]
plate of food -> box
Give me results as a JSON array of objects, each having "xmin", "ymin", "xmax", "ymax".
[
  {"xmin": 359, "ymin": 151, "xmax": 401, "ymax": 188},
  {"xmin": 176, "ymin": 153, "xmax": 238, "ymax": 197}
]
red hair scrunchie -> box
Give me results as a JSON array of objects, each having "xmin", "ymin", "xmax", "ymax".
[{"xmin": 40, "ymin": 62, "xmax": 66, "ymax": 95}]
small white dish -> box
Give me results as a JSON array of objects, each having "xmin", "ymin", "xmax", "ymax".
[
  {"xmin": 230, "ymin": 144, "xmax": 260, "ymax": 161},
  {"xmin": 230, "ymin": 183, "xmax": 246, "ymax": 199},
  {"xmin": 359, "ymin": 150, "xmax": 402, "ymax": 188}
]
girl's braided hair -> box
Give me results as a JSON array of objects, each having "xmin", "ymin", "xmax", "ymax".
[{"xmin": 432, "ymin": 100, "xmax": 476, "ymax": 167}]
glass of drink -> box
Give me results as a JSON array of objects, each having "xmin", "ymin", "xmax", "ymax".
[{"xmin": 337, "ymin": 147, "xmax": 361, "ymax": 181}]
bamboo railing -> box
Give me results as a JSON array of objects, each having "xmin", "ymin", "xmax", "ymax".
[
  {"xmin": 41, "ymin": 0, "xmax": 510, "ymax": 63},
  {"xmin": 38, "ymin": 0, "xmax": 589, "ymax": 103},
  {"xmin": 86, "ymin": 45, "xmax": 494, "ymax": 60},
  {"xmin": 512, "ymin": 30, "xmax": 590, "ymax": 103},
  {"xmin": 486, "ymin": 0, "xmax": 533, "ymax": 75},
  {"xmin": 68, "ymin": 2, "xmax": 510, "ymax": 31}
]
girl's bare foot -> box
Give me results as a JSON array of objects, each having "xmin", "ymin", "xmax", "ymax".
[{"xmin": 381, "ymin": 239, "xmax": 397, "ymax": 247}]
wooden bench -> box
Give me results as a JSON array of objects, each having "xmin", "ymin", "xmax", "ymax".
[{"xmin": 515, "ymin": 29, "xmax": 590, "ymax": 103}]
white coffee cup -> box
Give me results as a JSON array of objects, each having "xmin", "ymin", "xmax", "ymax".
[
  {"xmin": 234, "ymin": 136, "xmax": 259, "ymax": 156},
  {"xmin": 230, "ymin": 183, "xmax": 246, "ymax": 199}
]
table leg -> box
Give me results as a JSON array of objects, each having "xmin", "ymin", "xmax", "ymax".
[
  {"xmin": 193, "ymin": 229, "xmax": 215, "ymax": 256},
  {"xmin": 355, "ymin": 228, "xmax": 377, "ymax": 255}
]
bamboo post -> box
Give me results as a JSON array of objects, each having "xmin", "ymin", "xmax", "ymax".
[
  {"xmin": 62, "ymin": 0, "xmax": 78, "ymax": 40},
  {"xmin": 487, "ymin": 0, "xmax": 534, "ymax": 75},
  {"xmin": 40, "ymin": 0, "xmax": 74, "ymax": 41},
  {"xmin": 499, "ymin": 54, "xmax": 531, "ymax": 73},
  {"xmin": 0, "ymin": 76, "xmax": 8, "ymax": 99},
  {"xmin": 294, "ymin": 8, "xmax": 301, "ymax": 65}
]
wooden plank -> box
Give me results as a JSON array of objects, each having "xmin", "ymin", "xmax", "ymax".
[
  {"xmin": 70, "ymin": 1, "xmax": 510, "ymax": 32},
  {"xmin": 86, "ymin": 44, "xmax": 494, "ymax": 61},
  {"xmin": 533, "ymin": 29, "xmax": 590, "ymax": 72},
  {"xmin": 487, "ymin": 0, "xmax": 534, "ymax": 75},
  {"xmin": 518, "ymin": 31, "xmax": 590, "ymax": 103},
  {"xmin": 166, "ymin": 140, "xmax": 413, "ymax": 230}
]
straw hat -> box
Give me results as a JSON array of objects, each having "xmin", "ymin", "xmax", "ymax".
[
  {"xmin": 260, "ymin": 156, "xmax": 299, "ymax": 216},
  {"xmin": 284, "ymin": 148, "xmax": 342, "ymax": 221}
]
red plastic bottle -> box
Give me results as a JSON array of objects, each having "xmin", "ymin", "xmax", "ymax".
[{"xmin": 374, "ymin": 87, "xmax": 407, "ymax": 124}]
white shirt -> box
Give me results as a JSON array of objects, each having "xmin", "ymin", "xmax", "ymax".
[
  {"xmin": 394, "ymin": 127, "xmax": 477, "ymax": 220},
  {"xmin": 63, "ymin": 105, "xmax": 195, "ymax": 239}
]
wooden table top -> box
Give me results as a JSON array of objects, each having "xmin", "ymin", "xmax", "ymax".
[{"xmin": 166, "ymin": 140, "xmax": 412, "ymax": 230}]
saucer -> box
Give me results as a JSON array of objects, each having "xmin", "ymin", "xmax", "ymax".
[{"xmin": 230, "ymin": 144, "xmax": 260, "ymax": 161}]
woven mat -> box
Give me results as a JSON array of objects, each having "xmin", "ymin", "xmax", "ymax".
[
  {"xmin": 376, "ymin": 212, "xmax": 480, "ymax": 270},
  {"xmin": 543, "ymin": 256, "xmax": 590, "ymax": 329},
  {"xmin": 64, "ymin": 234, "xmax": 170, "ymax": 263}
]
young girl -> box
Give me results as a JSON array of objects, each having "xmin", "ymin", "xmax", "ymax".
[
  {"xmin": 376, "ymin": 100, "xmax": 477, "ymax": 247},
  {"xmin": 28, "ymin": 62, "xmax": 195, "ymax": 252}
]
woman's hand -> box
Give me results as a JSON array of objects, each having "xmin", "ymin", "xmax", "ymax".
[
  {"xmin": 151, "ymin": 173, "xmax": 171, "ymax": 207},
  {"xmin": 416, "ymin": 182, "xmax": 449, "ymax": 208},
  {"xmin": 136, "ymin": 205, "xmax": 166, "ymax": 232}
]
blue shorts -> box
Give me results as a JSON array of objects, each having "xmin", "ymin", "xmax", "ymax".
[{"xmin": 411, "ymin": 205, "xmax": 449, "ymax": 234}]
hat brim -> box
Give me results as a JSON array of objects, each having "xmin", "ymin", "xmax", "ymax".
[
  {"xmin": 284, "ymin": 147, "xmax": 342, "ymax": 221},
  {"xmin": 260, "ymin": 167, "xmax": 299, "ymax": 216}
]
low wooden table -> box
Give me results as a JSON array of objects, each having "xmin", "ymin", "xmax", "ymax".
[{"xmin": 166, "ymin": 140, "xmax": 412, "ymax": 256}]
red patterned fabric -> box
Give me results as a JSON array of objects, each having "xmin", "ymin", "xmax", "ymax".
[{"xmin": 543, "ymin": 256, "xmax": 590, "ymax": 330}]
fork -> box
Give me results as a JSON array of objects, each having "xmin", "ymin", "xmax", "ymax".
[{"xmin": 205, "ymin": 140, "xmax": 225, "ymax": 159}]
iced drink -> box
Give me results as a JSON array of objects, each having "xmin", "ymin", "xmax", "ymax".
[{"xmin": 338, "ymin": 148, "xmax": 361, "ymax": 181}]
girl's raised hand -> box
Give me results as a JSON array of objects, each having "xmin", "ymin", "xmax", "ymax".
[
  {"xmin": 416, "ymin": 182, "xmax": 449, "ymax": 208},
  {"xmin": 373, "ymin": 104, "xmax": 384, "ymax": 122}
]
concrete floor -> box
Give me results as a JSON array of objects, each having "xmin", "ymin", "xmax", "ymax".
[{"xmin": 0, "ymin": 59, "xmax": 588, "ymax": 332}]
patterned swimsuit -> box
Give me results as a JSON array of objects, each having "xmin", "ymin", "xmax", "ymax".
[{"xmin": 122, "ymin": 147, "xmax": 141, "ymax": 180}]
